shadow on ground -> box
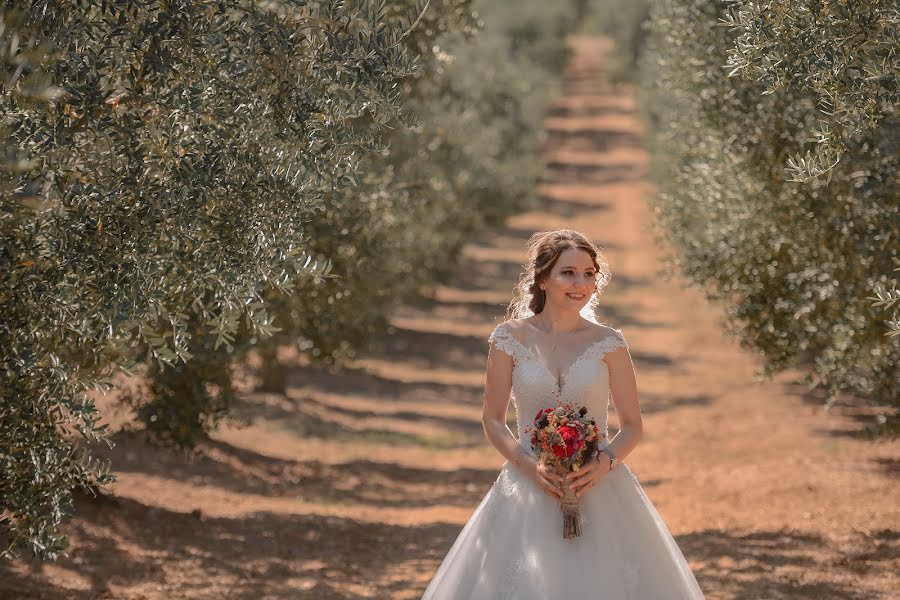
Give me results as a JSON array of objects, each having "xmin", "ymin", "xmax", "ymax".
[
  {"xmin": 1, "ymin": 492, "xmax": 467, "ymax": 600},
  {"xmin": 92, "ymin": 431, "xmax": 497, "ymax": 508},
  {"xmin": 679, "ymin": 528, "xmax": 899, "ymax": 600}
]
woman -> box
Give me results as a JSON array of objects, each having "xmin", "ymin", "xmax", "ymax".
[{"xmin": 420, "ymin": 229, "xmax": 705, "ymax": 599}]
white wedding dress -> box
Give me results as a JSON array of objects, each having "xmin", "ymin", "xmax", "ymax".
[{"xmin": 420, "ymin": 320, "xmax": 705, "ymax": 599}]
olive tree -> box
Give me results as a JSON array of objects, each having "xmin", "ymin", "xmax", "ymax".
[
  {"xmin": 1, "ymin": 0, "xmax": 422, "ymax": 559},
  {"xmin": 636, "ymin": 0, "xmax": 898, "ymax": 437}
]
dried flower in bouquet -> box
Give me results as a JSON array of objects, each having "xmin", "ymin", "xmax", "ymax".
[{"xmin": 524, "ymin": 400, "xmax": 606, "ymax": 539}]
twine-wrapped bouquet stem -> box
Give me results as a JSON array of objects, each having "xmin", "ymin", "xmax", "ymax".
[{"xmin": 553, "ymin": 461, "xmax": 582, "ymax": 538}]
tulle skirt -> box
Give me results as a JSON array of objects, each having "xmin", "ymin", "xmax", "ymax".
[{"xmin": 421, "ymin": 444, "xmax": 705, "ymax": 599}]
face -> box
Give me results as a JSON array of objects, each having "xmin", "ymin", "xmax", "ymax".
[{"xmin": 539, "ymin": 248, "xmax": 596, "ymax": 312}]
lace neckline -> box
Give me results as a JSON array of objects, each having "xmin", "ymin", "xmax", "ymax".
[
  {"xmin": 531, "ymin": 337, "xmax": 618, "ymax": 395},
  {"xmin": 494, "ymin": 323, "xmax": 622, "ymax": 396}
]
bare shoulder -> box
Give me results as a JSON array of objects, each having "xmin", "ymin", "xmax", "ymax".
[
  {"xmin": 586, "ymin": 321, "xmax": 621, "ymax": 339},
  {"xmin": 508, "ymin": 317, "xmax": 532, "ymax": 329},
  {"xmin": 489, "ymin": 318, "xmax": 527, "ymax": 346},
  {"xmin": 498, "ymin": 317, "xmax": 530, "ymax": 338}
]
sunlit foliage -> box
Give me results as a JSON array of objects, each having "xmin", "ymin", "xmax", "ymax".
[
  {"xmin": 585, "ymin": 0, "xmax": 898, "ymax": 436},
  {"xmin": 1, "ymin": 0, "xmax": 423, "ymax": 559}
]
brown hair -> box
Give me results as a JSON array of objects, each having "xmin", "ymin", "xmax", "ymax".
[{"xmin": 506, "ymin": 229, "xmax": 611, "ymax": 319}]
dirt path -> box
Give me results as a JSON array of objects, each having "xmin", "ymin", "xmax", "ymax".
[{"xmin": 4, "ymin": 35, "xmax": 898, "ymax": 600}]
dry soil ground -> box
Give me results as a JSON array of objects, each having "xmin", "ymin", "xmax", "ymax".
[{"xmin": 3, "ymin": 35, "xmax": 898, "ymax": 600}]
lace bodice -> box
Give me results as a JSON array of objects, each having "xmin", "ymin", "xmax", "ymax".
[{"xmin": 489, "ymin": 320, "xmax": 628, "ymax": 449}]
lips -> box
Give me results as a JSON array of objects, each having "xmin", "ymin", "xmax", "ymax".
[{"xmin": 566, "ymin": 293, "xmax": 585, "ymax": 300}]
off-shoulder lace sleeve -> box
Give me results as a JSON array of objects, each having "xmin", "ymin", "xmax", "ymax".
[
  {"xmin": 609, "ymin": 328, "xmax": 628, "ymax": 351},
  {"xmin": 583, "ymin": 327, "xmax": 629, "ymax": 362},
  {"xmin": 488, "ymin": 321, "xmax": 531, "ymax": 362}
]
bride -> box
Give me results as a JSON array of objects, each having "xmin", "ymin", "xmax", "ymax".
[{"xmin": 420, "ymin": 229, "xmax": 705, "ymax": 599}]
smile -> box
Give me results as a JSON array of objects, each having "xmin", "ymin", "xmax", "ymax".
[{"xmin": 566, "ymin": 293, "xmax": 585, "ymax": 300}]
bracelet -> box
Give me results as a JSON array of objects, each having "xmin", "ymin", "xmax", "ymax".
[
  {"xmin": 512, "ymin": 446, "xmax": 524, "ymax": 469},
  {"xmin": 597, "ymin": 446, "xmax": 617, "ymax": 470}
]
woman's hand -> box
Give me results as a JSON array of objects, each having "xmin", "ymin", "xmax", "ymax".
[
  {"xmin": 520, "ymin": 457, "xmax": 565, "ymax": 499},
  {"xmin": 566, "ymin": 454, "xmax": 612, "ymax": 498}
]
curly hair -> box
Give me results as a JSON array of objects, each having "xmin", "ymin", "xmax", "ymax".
[{"xmin": 506, "ymin": 229, "xmax": 611, "ymax": 320}]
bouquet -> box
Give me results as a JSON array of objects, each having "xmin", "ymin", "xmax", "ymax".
[{"xmin": 524, "ymin": 399, "xmax": 606, "ymax": 539}]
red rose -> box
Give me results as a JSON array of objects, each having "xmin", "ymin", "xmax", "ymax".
[
  {"xmin": 551, "ymin": 424, "xmax": 584, "ymax": 458},
  {"xmin": 534, "ymin": 407, "xmax": 554, "ymax": 422}
]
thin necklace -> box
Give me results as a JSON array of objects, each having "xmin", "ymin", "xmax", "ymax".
[{"xmin": 532, "ymin": 316, "xmax": 587, "ymax": 351}]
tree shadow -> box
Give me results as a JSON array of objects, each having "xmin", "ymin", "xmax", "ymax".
[
  {"xmin": 537, "ymin": 192, "xmax": 616, "ymax": 217},
  {"xmin": 493, "ymin": 221, "xmax": 627, "ymax": 254},
  {"xmin": 372, "ymin": 326, "xmax": 494, "ymax": 372},
  {"xmin": 602, "ymin": 273, "xmax": 654, "ymax": 290},
  {"xmin": 556, "ymin": 76, "xmax": 613, "ymax": 94},
  {"xmin": 92, "ymin": 431, "xmax": 499, "ymax": 509},
  {"xmin": 781, "ymin": 381, "xmax": 897, "ymax": 443},
  {"xmin": 544, "ymin": 129, "xmax": 644, "ymax": 155},
  {"xmin": 286, "ymin": 362, "xmax": 484, "ymax": 406},
  {"xmin": 629, "ymin": 349, "xmax": 677, "ymax": 369},
  {"xmin": 447, "ymin": 253, "xmax": 524, "ymax": 287},
  {"xmin": 295, "ymin": 393, "xmax": 486, "ymax": 439},
  {"xmin": 256, "ymin": 397, "xmax": 485, "ymax": 450},
  {"xmin": 2, "ymin": 492, "xmax": 467, "ymax": 600},
  {"xmin": 446, "ymin": 231, "xmax": 529, "ymax": 252},
  {"xmin": 545, "ymin": 104, "xmax": 636, "ymax": 119},
  {"xmin": 872, "ymin": 457, "xmax": 899, "ymax": 479},
  {"xmin": 678, "ymin": 528, "xmax": 897, "ymax": 599},
  {"xmin": 0, "ymin": 567, "xmax": 91, "ymax": 600},
  {"xmin": 636, "ymin": 393, "xmax": 712, "ymax": 415},
  {"xmin": 400, "ymin": 291, "xmax": 508, "ymax": 325},
  {"xmin": 541, "ymin": 158, "xmax": 644, "ymax": 183}
]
